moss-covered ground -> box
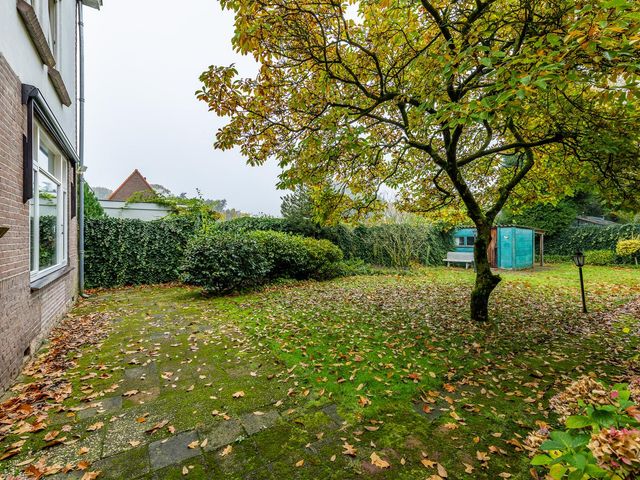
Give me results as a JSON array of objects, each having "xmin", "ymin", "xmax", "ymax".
[{"xmin": 1, "ymin": 264, "xmax": 639, "ymax": 479}]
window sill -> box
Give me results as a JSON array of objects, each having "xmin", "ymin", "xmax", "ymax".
[
  {"xmin": 31, "ymin": 265, "xmax": 73, "ymax": 292},
  {"xmin": 16, "ymin": 0, "xmax": 56, "ymax": 68},
  {"xmin": 48, "ymin": 68, "xmax": 72, "ymax": 107}
]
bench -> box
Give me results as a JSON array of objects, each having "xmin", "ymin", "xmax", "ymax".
[{"xmin": 444, "ymin": 251, "xmax": 474, "ymax": 269}]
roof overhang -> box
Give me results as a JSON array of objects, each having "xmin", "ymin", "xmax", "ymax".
[{"xmin": 81, "ymin": 0, "xmax": 103, "ymax": 10}]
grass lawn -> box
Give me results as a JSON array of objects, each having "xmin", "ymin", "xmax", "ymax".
[{"xmin": 1, "ymin": 264, "xmax": 639, "ymax": 479}]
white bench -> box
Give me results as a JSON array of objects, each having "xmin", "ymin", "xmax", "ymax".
[{"xmin": 444, "ymin": 251, "xmax": 474, "ymax": 269}]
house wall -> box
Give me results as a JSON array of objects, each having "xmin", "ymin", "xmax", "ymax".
[
  {"xmin": 0, "ymin": 0, "xmax": 77, "ymax": 138},
  {"xmin": 0, "ymin": 0, "xmax": 79, "ymax": 393},
  {"xmin": 99, "ymin": 200, "xmax": 172, "ymax": 221}
]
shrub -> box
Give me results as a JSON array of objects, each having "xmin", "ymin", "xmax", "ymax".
[
  {"xmin": 501, "ymin": 199, "xmax": 578, "ymax": 236},
  {"xmin": 546, "ymin": 224, "xmax": 640, "ymax": 256},
  {"xmin": 218, "ymin": 216, "xmax": 290, "ymax": 234},
  {"xmin": 540, "ymin": 254, "xmax": 571, "ymax": 264},
  {"xmin": 85, "ymin": 217, "xmax": 197, "ymax": 288},
  {"xmin": 530, "ymin": 378, "xmax": 640, "ymax": 480},
  {"xmin": 181, "ymin": 232, "xmax": 272, "ymax": 294},
  {"xmin": 181, "ymin": 230, "xmax": 344, "ymax": 294},
  {"xmin": 299, "ymin": 236, "xmax": 344, "ymax": 279},
  {"xmin": 616, "ymin": 239, "xmax": 640, "ymax": 265},
  {"xmin": 248, "ymin": 230, "xmax": 311, "ymax": 279},
  {"xmin": 584, "ymin": 249, "xmax": 617, "ymax": 266},
  {"xmin": 320, "ymin": 223, "xmax": 452, "ymax": 268}
]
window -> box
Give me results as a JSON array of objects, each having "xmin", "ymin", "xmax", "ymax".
[
  {"xmin": 47, "ymin": 0, "xmax": 59, "ymax": 59},
  {"xmin": 30, "ymin": 123, "xmax": 68, "ymax": 280},
  {"xmin": 456, "ymin": 236, "xmax": 476, "ymax": 247}
]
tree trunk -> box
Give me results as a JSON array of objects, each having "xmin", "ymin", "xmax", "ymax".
[{"xmin": 470, "ymin": 224, "xmax": 501, "ymax": 322}]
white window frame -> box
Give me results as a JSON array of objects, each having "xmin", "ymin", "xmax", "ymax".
[{"xmin": 30, "ymin": 122, "xmax": 69, "ymax": 281}]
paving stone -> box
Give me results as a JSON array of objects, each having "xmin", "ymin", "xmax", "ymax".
[
  {"xmin": 321, "ymin": 404, "xmax": 344, "ymax": 426},
  {"xmin": 43, "ymin": 431, "xmax": 105, "ymax": 466},
  {"xmin": 125, "ymin": 363, "xmax": 158, "ymax": 381},
  {"xmin": 124, "ymin": 386, "xmax": 160, "ymax": 405},
  {"xmin": 102, "ymin": 408, "xmax": 172, "ymax": 458},
  {"xmin": 149, "ymin": 430, "xmax": 201, "ymax": 471},
  {"xmin": 200, "ymin": 419, "xmax": 245, "ymax": 451},
  {"xmin": 240, "ymin": 410, "xmax": 280, "ymax": 436},
  {"xmin": 77, "ymin": 396, "xmax": 123, "ymax": 419},
  {"xmin": 93, "ymin": 445, "xmax": 151, "ymax": 479}
]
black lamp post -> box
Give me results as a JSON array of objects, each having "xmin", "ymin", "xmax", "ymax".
[{"xmin": 572, "ymin": 250, "xmax": 587, "ymax": 313}]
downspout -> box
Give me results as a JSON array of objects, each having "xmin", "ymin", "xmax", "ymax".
[{"xmin": 77, "ymin": 0, "xmax": 88, "ymax": 297}]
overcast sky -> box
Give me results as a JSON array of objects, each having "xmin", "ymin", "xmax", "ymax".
[{"xmin": 83, "ymin": 0, "xmax": 284, "ymax": 215}]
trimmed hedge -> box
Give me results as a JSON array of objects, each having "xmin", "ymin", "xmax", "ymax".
[
  {"xmin": 181, "ymin": 230, "xmax": 343, "ymax": 294},
  {"xmin": 85, "ymin": 217, "xmax": 197, "ymax": 288},
  {"xmin": 546, "ymin": 224, "xmax": 640, "ymax": 256},
  {"xmin": 180, "ymin": 232, "xmax": 272, "ymax": 294}
]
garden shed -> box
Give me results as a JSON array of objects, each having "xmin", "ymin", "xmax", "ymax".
[{"xmin": 453, "ymin": 226, "xmax": 545, "ymax": 269}]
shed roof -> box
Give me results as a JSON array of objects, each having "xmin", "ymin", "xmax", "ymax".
[{"xmin": 575, "ymin": 215, "xmax": 617, "ymax": 226}]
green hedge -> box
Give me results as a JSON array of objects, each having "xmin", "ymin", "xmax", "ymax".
[
  {"xmin": 218, "ymin": 218, "xmax": 452, "ymax": 268},
  {"xmin": 85, "ymin": 217, "xmax": 197, "ymax": 288},
  {"xmin": 546, "ymin": 224, "xmax": 640, "ymax": 256},
  {"xmin": 181, "ymin": 230, "xmax": 343, "ymax": 294},
  {"xmin": 322, "ymin": 223, "xmax": 452, "ymax": 268}
]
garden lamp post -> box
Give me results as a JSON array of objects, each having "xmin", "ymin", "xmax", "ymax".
[{"xmin": 572, "ymin": 250, "xmax": 587, "ymax": 313}]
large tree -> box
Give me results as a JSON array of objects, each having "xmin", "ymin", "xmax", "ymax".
[{"xmin": 198, "ymin": 0, "xmax": 639, "ymax": 321}]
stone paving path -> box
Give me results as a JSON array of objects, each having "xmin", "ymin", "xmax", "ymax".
[{"xmin": 1, "ymin": 289, "xmax": 352, "ymax": 480}]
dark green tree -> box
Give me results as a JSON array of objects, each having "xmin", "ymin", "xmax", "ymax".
[{"xmin": 84, "ymin": 183, "xmax": 106, "ymax": 219}]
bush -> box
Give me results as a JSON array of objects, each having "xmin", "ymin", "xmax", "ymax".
[
  {"xmin": 540, "ymin": 254, "xmax": 571, "ymax": 264},
  {"xmin": 218, "ymin": 216, "xmax": 290, "ymax": 234},
  {"xmin": 584, "ymin": 249, "xmax": 617, "ymax": 266},
  {"xmin": 319, "ymin": 223, "xmax": 452, "ymax": 268},
  {"xmin": 181, "ymin": 230, "xmax": 344, "ymax": 294},
  {"xmin": 546, "ymin": 224, "xmax": 640, "ymax": 256},
  {"xmin": 248, "ymin": 230, "xmax": 312, "ymax": 279},
  {"xmin": 300, "ymin": 236, "xmax": 344, "ymax": 279},
  {"xmin": 85, "ymin": 217, "xmax": 197, "ymax": 288},
  {"xmin": 500, "ymin": 199, "xmax": 578, "ymax": 236},
  {"xmin": 181, "ymin": 232, "xmax": 272, "ymax": 294},
  {"xmin": 616, "ymin": 239, "xmax": 640, "ymax": 264}
]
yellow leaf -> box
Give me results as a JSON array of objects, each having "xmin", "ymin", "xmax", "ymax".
[{"xmin": 370, "ymin": 452, "xmax": 390, "ymax": 469}]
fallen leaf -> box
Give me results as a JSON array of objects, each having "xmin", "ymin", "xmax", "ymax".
[
  {"xmin": 232, "ymin": 391, "xmax": 245, "ymax": 398},
  {"xmin": 87, "ymin": 422, "xmax": 104, "ymax": 432},
  {"xmin": 370, "ymin": 452, "xmax": 390, "ymax": 469},
  {"xmin": 342, "ymin": 442, "xmax": 357, "ymax": 456},
  {"xmin": 295, "ymin": 459, "xmax": 304, "ymax": 467},
  {"xmin": 220, "ymin": 445, "xmax": 233, "ymax": 457},
  {"xmin": 81, "ymin": 471, "xmax": 101, "ymax": 480}
]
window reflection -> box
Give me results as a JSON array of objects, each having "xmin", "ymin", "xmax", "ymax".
[{"xmin": 38, "ymin": 175, "xmax": 58, "ymax": 269}]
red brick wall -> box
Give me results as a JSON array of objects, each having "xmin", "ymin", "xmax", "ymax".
[{"xmin": 0, "ymin": 54, "xmax": 78, "ymax": 393}]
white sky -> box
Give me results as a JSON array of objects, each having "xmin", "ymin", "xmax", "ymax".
[{"xmin": 83, "ymin": 0, "xmax": 284, "ymax": 215}]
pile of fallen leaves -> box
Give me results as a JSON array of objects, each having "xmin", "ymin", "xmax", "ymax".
[{"xmin": 0, "ymin": 312, "xmax": 111, "ymax": 455}]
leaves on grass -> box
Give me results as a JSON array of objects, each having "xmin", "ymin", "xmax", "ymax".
[{"xmin": 370, "ymin": 452, "xmax": 390, "ymax": 469}]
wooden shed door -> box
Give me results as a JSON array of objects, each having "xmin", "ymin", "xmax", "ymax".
[{"xmin": 488, "ymin": 227, "xmax": 497, "ymax": 268}]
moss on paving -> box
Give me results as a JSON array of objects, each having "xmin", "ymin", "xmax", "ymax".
[{"xmin": 1, "ymin": 265, "xmax": 639, "ymax": 479}]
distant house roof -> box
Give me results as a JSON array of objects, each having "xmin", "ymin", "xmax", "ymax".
[
  {"xmin": 575, "ymin": 215, "xmax": 617, "ymax": 226},
  {"xmin": 108, "ymin": 169, "xmax": 156, "ymax": 201}
]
